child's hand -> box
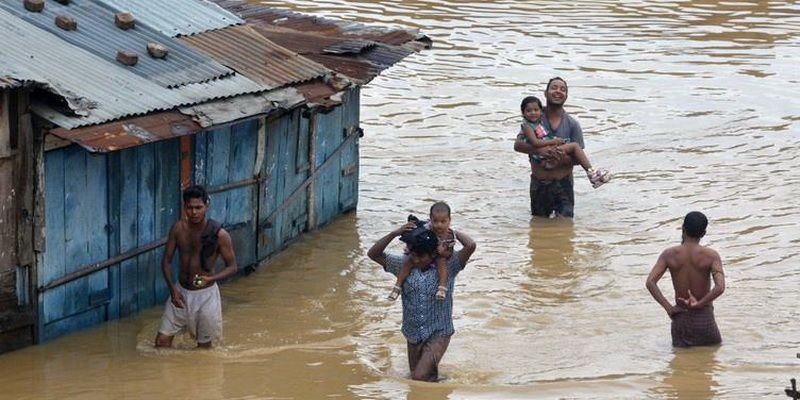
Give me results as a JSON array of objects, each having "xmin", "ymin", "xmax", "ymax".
[{"xmin": 550, "ymin": 138, "xmax": 566, "ymax": 145}]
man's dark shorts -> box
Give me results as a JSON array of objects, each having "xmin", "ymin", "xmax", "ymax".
[{"xmin": 530, "ymin": 175, "xmax": 574, "ymax": 217}]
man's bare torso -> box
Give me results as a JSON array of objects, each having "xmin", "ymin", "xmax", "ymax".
[{"xmin": 173, "ymin": 219, "xmax": 220, "ymax": 290}]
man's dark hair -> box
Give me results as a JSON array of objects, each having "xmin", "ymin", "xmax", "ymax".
[
  {"xmin": 408, "ymin": 229, "xmax": 438, "ymax": 257},
  {"xmin": 520, "ymin": 96, "xmax": 543, "ymax": 112},
  {"xmin": 183, "ymin": 185, "xmax": 209, "ymax": 204},
  {"xmin": 546, "ymin": 76, "xmax": 568, "ymax": 93},
  {"xmin": 430, "ymin": 201, "xmax": 451, "ymax": 218},
  {"xmin": 683, "ymin": 211, "xmax": 708, "ymax": 238}
]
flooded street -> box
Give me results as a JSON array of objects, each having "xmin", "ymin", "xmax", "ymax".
[{"xmin": 2, "ymin": 0, "xmax": 799, "ymax": 398}]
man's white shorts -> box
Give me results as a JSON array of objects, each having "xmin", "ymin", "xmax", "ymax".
[{"xmin": 158, "ymin": 283, "xmax": 222, "ymax": 344}]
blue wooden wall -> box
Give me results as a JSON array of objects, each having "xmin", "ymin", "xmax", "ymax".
[{"xmin": 37, "ymin": 88, "xmax": 360, "ymax": 342}]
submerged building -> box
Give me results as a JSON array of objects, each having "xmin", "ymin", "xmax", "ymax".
[{"xmin": 0, "ymin": 0, "xmax": 428, "ymax": 353}]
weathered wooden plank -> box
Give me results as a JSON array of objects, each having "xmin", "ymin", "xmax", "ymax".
[
  {"xmin": 206, "ymin": 126, "xmax": 232, "ymax": 224},
  {"xmin": 103, "ymin": 153, "xmax": 121, "ymax": 320},
  {"xmin": 193, "ymin": 131, "xmax": 208, "ymax": 187},
  {"xmin": 84, "ymin": 152, "xmax": 109, "ymax": 322},
  {"xmin": 282, "ymin": 110, "xmax": 303, "ymax": 244},
  {"xmin": 155, "ymin": 139, "xmax": 180, "ymax": 302},
  {"xmin": 228, "ymin": 120, "xmax": 258, "ymax": 267},
  {"xmin": 314, "ymin": 106, "xmax": 344, "ymax": 227},
  {"xmin": 276, "ymin": 115, "xmax": 292, "ymax": 250},
  {"xmin": 0, "ymin": 158, "xmax": 18, "ymax": 312},
  {"xmin": 42, "ymin": 150, "xmax": 65, "ymax": 324},
  {"xmin": 63, "ymin": 147, "xmax": 90, "ymax": 319},
  {"xmin": 15, "ymin": 111, "xmax": 35, "ymax": 269},
  {"xmin": 258, "ymin": 116, "xmax": 281, "ymax": 259},
  {"xmin": 136, "ymin": 145, "xmax": 156, "ymax": 311},
  {"xmin": 339, "ymin": 89, "xmax": 360, "ymax": 212},
  {"xmin": 118, "ymin": 147, "xmax": 139, "ymax": 317}
]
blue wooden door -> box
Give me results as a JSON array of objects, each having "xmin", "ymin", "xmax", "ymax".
[
  {"xmin": 257, "ymin": 110, "xmax": 311, "ymax": 259},
  {"xmin": 40, "ymin": 146, "xmax": 109, "ymax": 341},
  {"xmin": 106, "ymin": 140, "xmax": 180, "ymax": 318}
]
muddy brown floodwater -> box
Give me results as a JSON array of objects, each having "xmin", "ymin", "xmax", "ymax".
[{"xmin": 1, "ymin": 1, "xmax": 799, "ymax": 399}]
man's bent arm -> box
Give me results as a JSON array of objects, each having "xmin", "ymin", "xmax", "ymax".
[
  {"xmin": 455, "ymin": 230, "xmax": 477, "ymax": 267},
  {"xmin": 514, "ymin": 137, "xmax": 539, "ymax": 155},
  {"xmin": 161, "ymin": 225, "xmax": 184, "ymax": 308},
  {"xmin": 207, "ymin": 229, "xmax": 237, "ymax": 283},
  {"xmin": 367, "ymin": 229, "xmax": 401, "ymax": 268},
  {"xmin": 645, "ymin": 251, "xmax": 679, "ymax": 316},
  {"xmin": 695, "ymin": 251, "xmax": 725, "ymax": 308}
]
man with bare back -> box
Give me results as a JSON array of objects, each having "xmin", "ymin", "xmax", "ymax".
[
  {"xmin": 646, "ymin": 211, "xmax": 725, "ymax": 347},
  {"xmin": 154, "ymin": 185, "xmax": 237, "ymax": 348}
]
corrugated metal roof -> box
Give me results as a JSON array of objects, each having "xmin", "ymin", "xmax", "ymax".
[
  {"xmin": 49, "ymin": 111, "xmax": 202, "ymax": 153},
  {"xmin": 249, "ymin": 25, "xmax": 415, "ymax": 84},
  {"xmin": 180, "ymin": 25, "xmax": 331, "ymax": 89},
  {"xmin": 323, "ymin": 40, "xmax": 376, "ymax": 55},
  {"xmin": 100, "ymin": 0, "xmax": 243, "ymax": 37},
  {"xmin": 49, "ymin": 87, "xmax": 305, "ymax": 153},
  {"xmin": 210, "ymin": 0, "xmax": 430, "ymax": 46},
  {"xmin": 208, "ymin": 1, "xmax": 429, "ymax": 83},
  {"xmin": 0, "ymin": 0, "xmax": 232, "ymax": 88},
  {"xmin": 33, "ymin": 74, "xmax": 266, "ymax": 129},
  {"xmin": 0, "ymin": 8, "xmax": 266, "ymax": 129}
]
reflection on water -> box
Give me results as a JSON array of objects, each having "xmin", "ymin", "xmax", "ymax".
[
  {"xmin": 655, "ymin": 346, "xmax": 721, "ymax": 400},
  {"xmin": 1, "ymin": 0, "xmax": 799, "ymax": 398}
]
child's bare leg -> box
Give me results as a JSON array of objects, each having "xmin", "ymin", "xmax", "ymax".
[
  {"xmin": 560, "ymin": 142, "xmax": 593, "ymax": 172},
  {"xmin": 389, "ymin": 257, "xmax": 412, "ymax": 301},
  {"xmin": 435, "ymin": 257, "xmax": 448, "ymax": 300}
]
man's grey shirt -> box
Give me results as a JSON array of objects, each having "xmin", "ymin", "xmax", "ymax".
[
  {"xmin": 540, "ymin": 108, "xmax": 584, "ymax": 148},
  {"xmin": 384, "ymin": 252, "xmax": 465, "ymax": 344}
]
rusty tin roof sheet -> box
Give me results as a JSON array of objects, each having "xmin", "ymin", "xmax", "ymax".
[
  {"xmin": 180, "ymin": 25, "xmax": 331, "ymax": 89},
  {"xmin": 100, "ymin": 0, "xmax": 243, "ymax": 37},
  {"xmin": 49, "ymin": 111, "xmax": 202, "ymax": 153},
  {"xmin": 208, "ymin": 1, "xmax": 429, "ymax": 83},
  {"xmin": 210, "ymin": 1, "xmax": 430, "ymax": 46},
  {"xmin": 249, "ymin": 25, "xmax": 416, "ymax": 84},
  {"xmin": 0, "ymin": 0, "xmax": 232, "ymax": 88}
]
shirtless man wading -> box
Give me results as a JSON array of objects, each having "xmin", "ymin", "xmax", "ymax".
[
  {"xmin": 154, "ymin": 185, "xmax": 237, "ymax": 348},
  {"xmin": 646, "ymin": 211, "xmax": 725, "ymax": 347}
]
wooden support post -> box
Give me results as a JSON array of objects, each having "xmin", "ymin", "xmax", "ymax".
[{"xmin": 306, "ymin": 110, "xmax": 317, "ymax": 229}]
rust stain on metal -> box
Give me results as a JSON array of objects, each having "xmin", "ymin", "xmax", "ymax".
[
  {"xmin": 49, "ymin": 111, "xmax": 202, "ymax": 153},
  {"xmin": 180, "ymin": 25, "xmax": 330, "ymax": 89}
]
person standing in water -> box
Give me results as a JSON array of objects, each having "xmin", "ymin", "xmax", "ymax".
[
  {"xmin": 155, "ymin": 185, "xmax": 238, "ymax": 348},
  {"xmin": 514, "ymin": 77, "xmax": 588, "ymax": 217},
  {"xmin": 368, "ymin": 215, "xmax": 476, "ymax": 381},
  {"xmin": 646, "ymin": 211, "xmax": 725, "ymax": 347}
]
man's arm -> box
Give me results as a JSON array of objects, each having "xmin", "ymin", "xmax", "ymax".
[
  {"xmin": 570, "ymin": 117, "xmax": 585, "ymax": 148},
  {"xmin": 455, "ymin": 230, "xmax": 476, "ymax": 267},
  {"xmin": 202, "ymin": 229, "xmax": 238, "ymax": 285},
  {"xmin": 367, "ymin": 229, "xmax": 402, "ymax": 268},
  {"xmin": 161, "ymin": 224, "xmax": 184, "ymax": 308},
  {"xmin": 645, "ymin": 250, "xmax": 682, "ymax": 317},
  {"xmin": 514, "ymin": 135, "xmax": 538, "ymax": 155}
]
